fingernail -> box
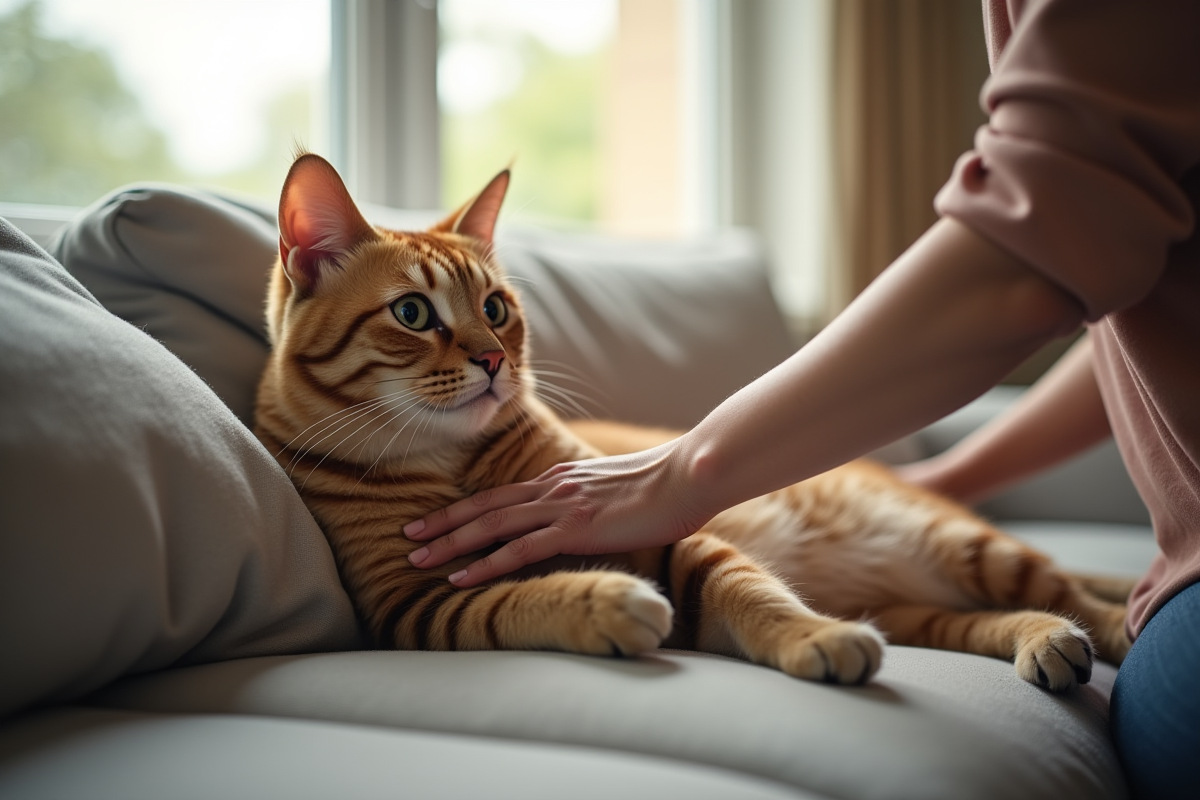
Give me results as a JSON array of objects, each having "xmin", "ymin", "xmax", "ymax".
[
  {"xmin": 448, "ymin": 570, "xmax": 467, "ymax": 584},
  {"xmin": 408, "ymin": 547, "xmax": 428, "ymax": 566},
  {"xmin": 403, "ymin": 519, "xmax": 425, "ymax": 538}
]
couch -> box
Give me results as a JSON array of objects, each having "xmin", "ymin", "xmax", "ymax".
[{"xmin": 0, "ymin": 186, "xmax": 1157, "ymax": 799}]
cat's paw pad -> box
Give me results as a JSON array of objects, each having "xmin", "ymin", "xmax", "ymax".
[
  {"xmin": 1015, "ymin": 621, "xmax": 1094, "ymax": 692},
  {"xmin": 587, "ymin": 574, "xmax": 674, "ymax": 656},
  {"xmin": 778, "ymin": 620, "xmax": 885, "ymax": 685}
]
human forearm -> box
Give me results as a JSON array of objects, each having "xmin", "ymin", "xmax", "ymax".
[
  {"xmin": 896, "ymin": 334, "xmax": 1110, "ymax": 504},
  {"xmin": 678, "ymin": 218, "xmax": 1087, "ymax": 517}
]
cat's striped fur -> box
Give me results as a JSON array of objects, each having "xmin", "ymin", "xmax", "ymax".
[{"xmin": 255, "ymin": 153, "xmax": 1131, "ymax": 691}]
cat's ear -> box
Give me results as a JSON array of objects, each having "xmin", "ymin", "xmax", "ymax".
[
  {"xmin": 433, "ymin": 169, "xmax": 510, "ymax": 246},
  {"xmin": 277, "ymin": 153, "xmax": 376, "ymax": 294}
]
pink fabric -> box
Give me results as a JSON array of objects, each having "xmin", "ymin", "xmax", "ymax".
[
  {"xmin": 939, "ymin": 0, "xmax": 1200, "ymax": 636},
  {"xmin": 980, "ymin": 0, "xmax": 1016, "ymax": 71}
]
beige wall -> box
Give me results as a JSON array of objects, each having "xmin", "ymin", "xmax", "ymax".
[
  {"xmin": 595, "ymin": 0, "xmax": 992, "ymax": 331},
  {"xmin": 599, "ymin": 0, "xmax": 684, "ymax": 237}
]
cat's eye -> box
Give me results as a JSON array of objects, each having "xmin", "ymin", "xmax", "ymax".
[
  {"xmin": 392, "ymin": 294, "xmax": 434, "ymax": 331},
  {"xmin": 483, "ymin": 293, "xmax": 508, "ymax": 327}
]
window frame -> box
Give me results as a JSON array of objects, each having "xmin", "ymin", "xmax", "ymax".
[{"xmin": 330, "ymin": 0, "xmax": 441, "ymax": 209}]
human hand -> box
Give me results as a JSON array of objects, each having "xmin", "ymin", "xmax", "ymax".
[{"xmin": 402, "ymin": 441, "xmax": 713, "ymax": 587}]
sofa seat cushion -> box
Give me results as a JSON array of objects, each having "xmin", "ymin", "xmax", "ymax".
[
  {"xmin": 0, "ymin": 707, "xmax": 809, "ymax": 800},
  {"xmin": 86, "ymin": 647, "xmax": 1126, "ymax": 800}
]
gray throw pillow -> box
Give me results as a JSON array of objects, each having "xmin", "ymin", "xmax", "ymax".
[{"xmin": 0, "ymin": 219, "xmax": 361, "ymax": 719}]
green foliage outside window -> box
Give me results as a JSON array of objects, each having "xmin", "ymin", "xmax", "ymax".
[
  {"xmin": 2, "ymin": 0, "xmax": 603, "ymax": 221},
  {"xmin": 0, "ymin": 0, "xmax": 313, "ymax": 206},
  {"xmin": 441, "ymin": 36, "xmax": 604, "ymax": 227},
  {"xmin": 0, "ymin": 1, "xmax": 180, "ymax": 204}
]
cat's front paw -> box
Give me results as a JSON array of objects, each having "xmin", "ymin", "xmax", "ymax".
[
  {"xmin": 583, "ymin": 573, "xmax": 674, "ymax": 656},
  {"xmin": 777, "ymin": 620, "xmax": 885, "ymax": 685},
  {"xmin": 1014, "ymin": 620, "xmax": 1093, "ymax": 692}
]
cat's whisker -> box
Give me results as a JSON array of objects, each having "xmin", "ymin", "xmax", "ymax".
[
  {"xmin": 300, "ymin": 393, "xmax": 426, "ymax": 490},
  {"xmin": 528, "ymin": 370, "xmax": 605, "ymax": 400},
  {"xmin": 406, "ymin": 397, "xmax": 446, "ymax": 468},
  {"xmin": 278, "ymin": 393, "xmax": 392, "ymax": 461},
  {"xmin": 358, "ymin": 397, "xmax": 436, "ymax": 487},
  {"xmin": 283, "ymin": 396, "xmax": 398, "ymax": 474},
  {"xmin": 298, "ymin": 406, "xmax": 395, "ymax": 487},
  {"xmin": 528, "ymin": 361, "xmax": 607, "ymax": 400},
  {"xmin": 514, "ymin": 406, "xmax": 535, "ymax": 454},
  {"xmin": 317, "ymin": 396, "xmax": 428, "ymax": 492},
  {"xmin": 535, "ymin": 383, "xmax": 604, "ymax": 420},
  {"xmin": 526, "ymin": 362, "xmax": 608, "ymax": 418},
  {"xmin": 528, "ymin": 358, "xmax": 594, "ymax": 382},
  {"xmin": 536, "ymin": 394, "xmax": 589, "ymax": 421},
  {"xmin": 285, "ymin": 385, "xmax": 418, "ymax": 449},
  {"xmin": 346, "ymin": 393, "xmax": 427, "ymax": 464},
  {"xmin": 286, "ymin": 389, "xmax": 420, "ymax": 474},
  {"xmin": 396, "ymin": 404, "xmax": 441, "ymax": 478},
  {"xmin": 532, "ymin": 379, "xmax": 601, "ymax": 404},
  {"xmin": 527, "ymin": 367, "xmax": 596, "ymax": 386}
]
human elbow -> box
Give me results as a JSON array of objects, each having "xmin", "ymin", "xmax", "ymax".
[{"xmin": 1005, "ymin": 271, "xmax": 1085, "ymax": 348}]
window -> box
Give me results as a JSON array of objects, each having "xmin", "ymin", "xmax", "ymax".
[
  {"xmin": 438, "ymin": 0, "xmax": 615, "ymax": 229},
  {"xmin": 1, "ymin": 0, "xmax": 840, "ymax": 326},
  {"xmin": 438, "ymin": 0, "xmax": 702, "ymax": 237},
  {"xmin": 0, "ymin": 0, "xmax": 329, "ymax": 205}
]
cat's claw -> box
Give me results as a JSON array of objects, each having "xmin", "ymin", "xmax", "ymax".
[
  {"xmin": 1014, "ymin": 622, "xmax": 1094, "ymax": 692},
  {"xmin": 778, "ymin": 621, "xmax": 886, "ymax": 685}
]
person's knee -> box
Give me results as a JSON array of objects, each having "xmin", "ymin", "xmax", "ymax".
[{"xmin": 1111, "ymin": 581, "xmax": 1200, "ymax": 799}]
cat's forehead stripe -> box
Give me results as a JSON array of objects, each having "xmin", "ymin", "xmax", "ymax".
[
  {"xmin": 395, "ymin": 232, "xmax": 495, "ymax": 295},
  {"xmin": 417, "ymin": 260, "xmax": 437, "ymax": 289}
]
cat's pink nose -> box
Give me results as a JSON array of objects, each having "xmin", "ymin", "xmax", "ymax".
[{"xmin": 471, "ymin": 350, "xmax": 505, "ymax": 378}]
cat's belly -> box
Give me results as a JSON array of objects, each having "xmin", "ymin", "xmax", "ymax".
[{"xmin": 706, "ymin": 477, "xmax": 975, "ymax": 617}]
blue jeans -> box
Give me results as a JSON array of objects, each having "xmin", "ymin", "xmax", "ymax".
[{"xmin": 1110, "ymin": 580, "xmax": 1200, "ymax": 799}]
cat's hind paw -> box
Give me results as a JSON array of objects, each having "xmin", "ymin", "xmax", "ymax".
[
  {"xmin": 1014, "ymin": 620, "xmax": 1094, "ymax": 692},
  {"xmin": 778, "ymin": 620, "xmax": 886, "ymax": 685}
]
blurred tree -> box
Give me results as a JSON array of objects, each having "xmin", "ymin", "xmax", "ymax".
[
  {"xmin": 0, "ymin": 0, "xmax": 316, "ymax": 206},
  {"xmin": 442, "ymin": 36, "xmax": 602, "ymax": 227},
  {"xmin": 0, "ymin": 0, "xmax": 183, "ymax": 205}
]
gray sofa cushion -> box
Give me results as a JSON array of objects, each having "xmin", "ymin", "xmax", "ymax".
[
  {"xmin": 0, "ymin": 707, "xmax": 808, "ymax": 800},
  {"xmin": 52, "ymin": 186, "xmax": 794, "ymax": 431},
  {"xmin": 0, "ymin": 219, "xmax": 360, "ymax": 718},
  {"xmin": 1002, "ymin": 521, "xmax": 1159, "ymax": 578},
  {"xmin": 913, "ymin": 386, "xmax": 1150, "ymax": 526},
  {"xmin": 84, "ymin": 648, "xmax": 1125, "ymax": 800},
  {"xmin": 50, "ymin": 186, "xmax": 280, "ymax": 426}
]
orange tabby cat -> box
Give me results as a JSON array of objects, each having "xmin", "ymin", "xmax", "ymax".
[{"xmin": 255, "ymin": 153, "xmax": 1132, "ymax": 691}]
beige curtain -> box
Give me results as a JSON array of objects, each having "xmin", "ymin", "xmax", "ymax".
[{"xmin": 830, "ymin": 0, "xmax": 988, "ymax": 314}]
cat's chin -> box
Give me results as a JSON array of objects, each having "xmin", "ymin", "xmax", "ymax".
[
  {"xmin": 448, "ymin": 390, "xmax": 503, "ymax": 429},
  {"xmin": 423, "ymin": 385, "xmax": 516, "ymax": 442}
]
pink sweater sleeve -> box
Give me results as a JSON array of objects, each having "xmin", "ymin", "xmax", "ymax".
[{"xmin": 936, "ymin": 0, "xmax": 1200, "ymax": 321}]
